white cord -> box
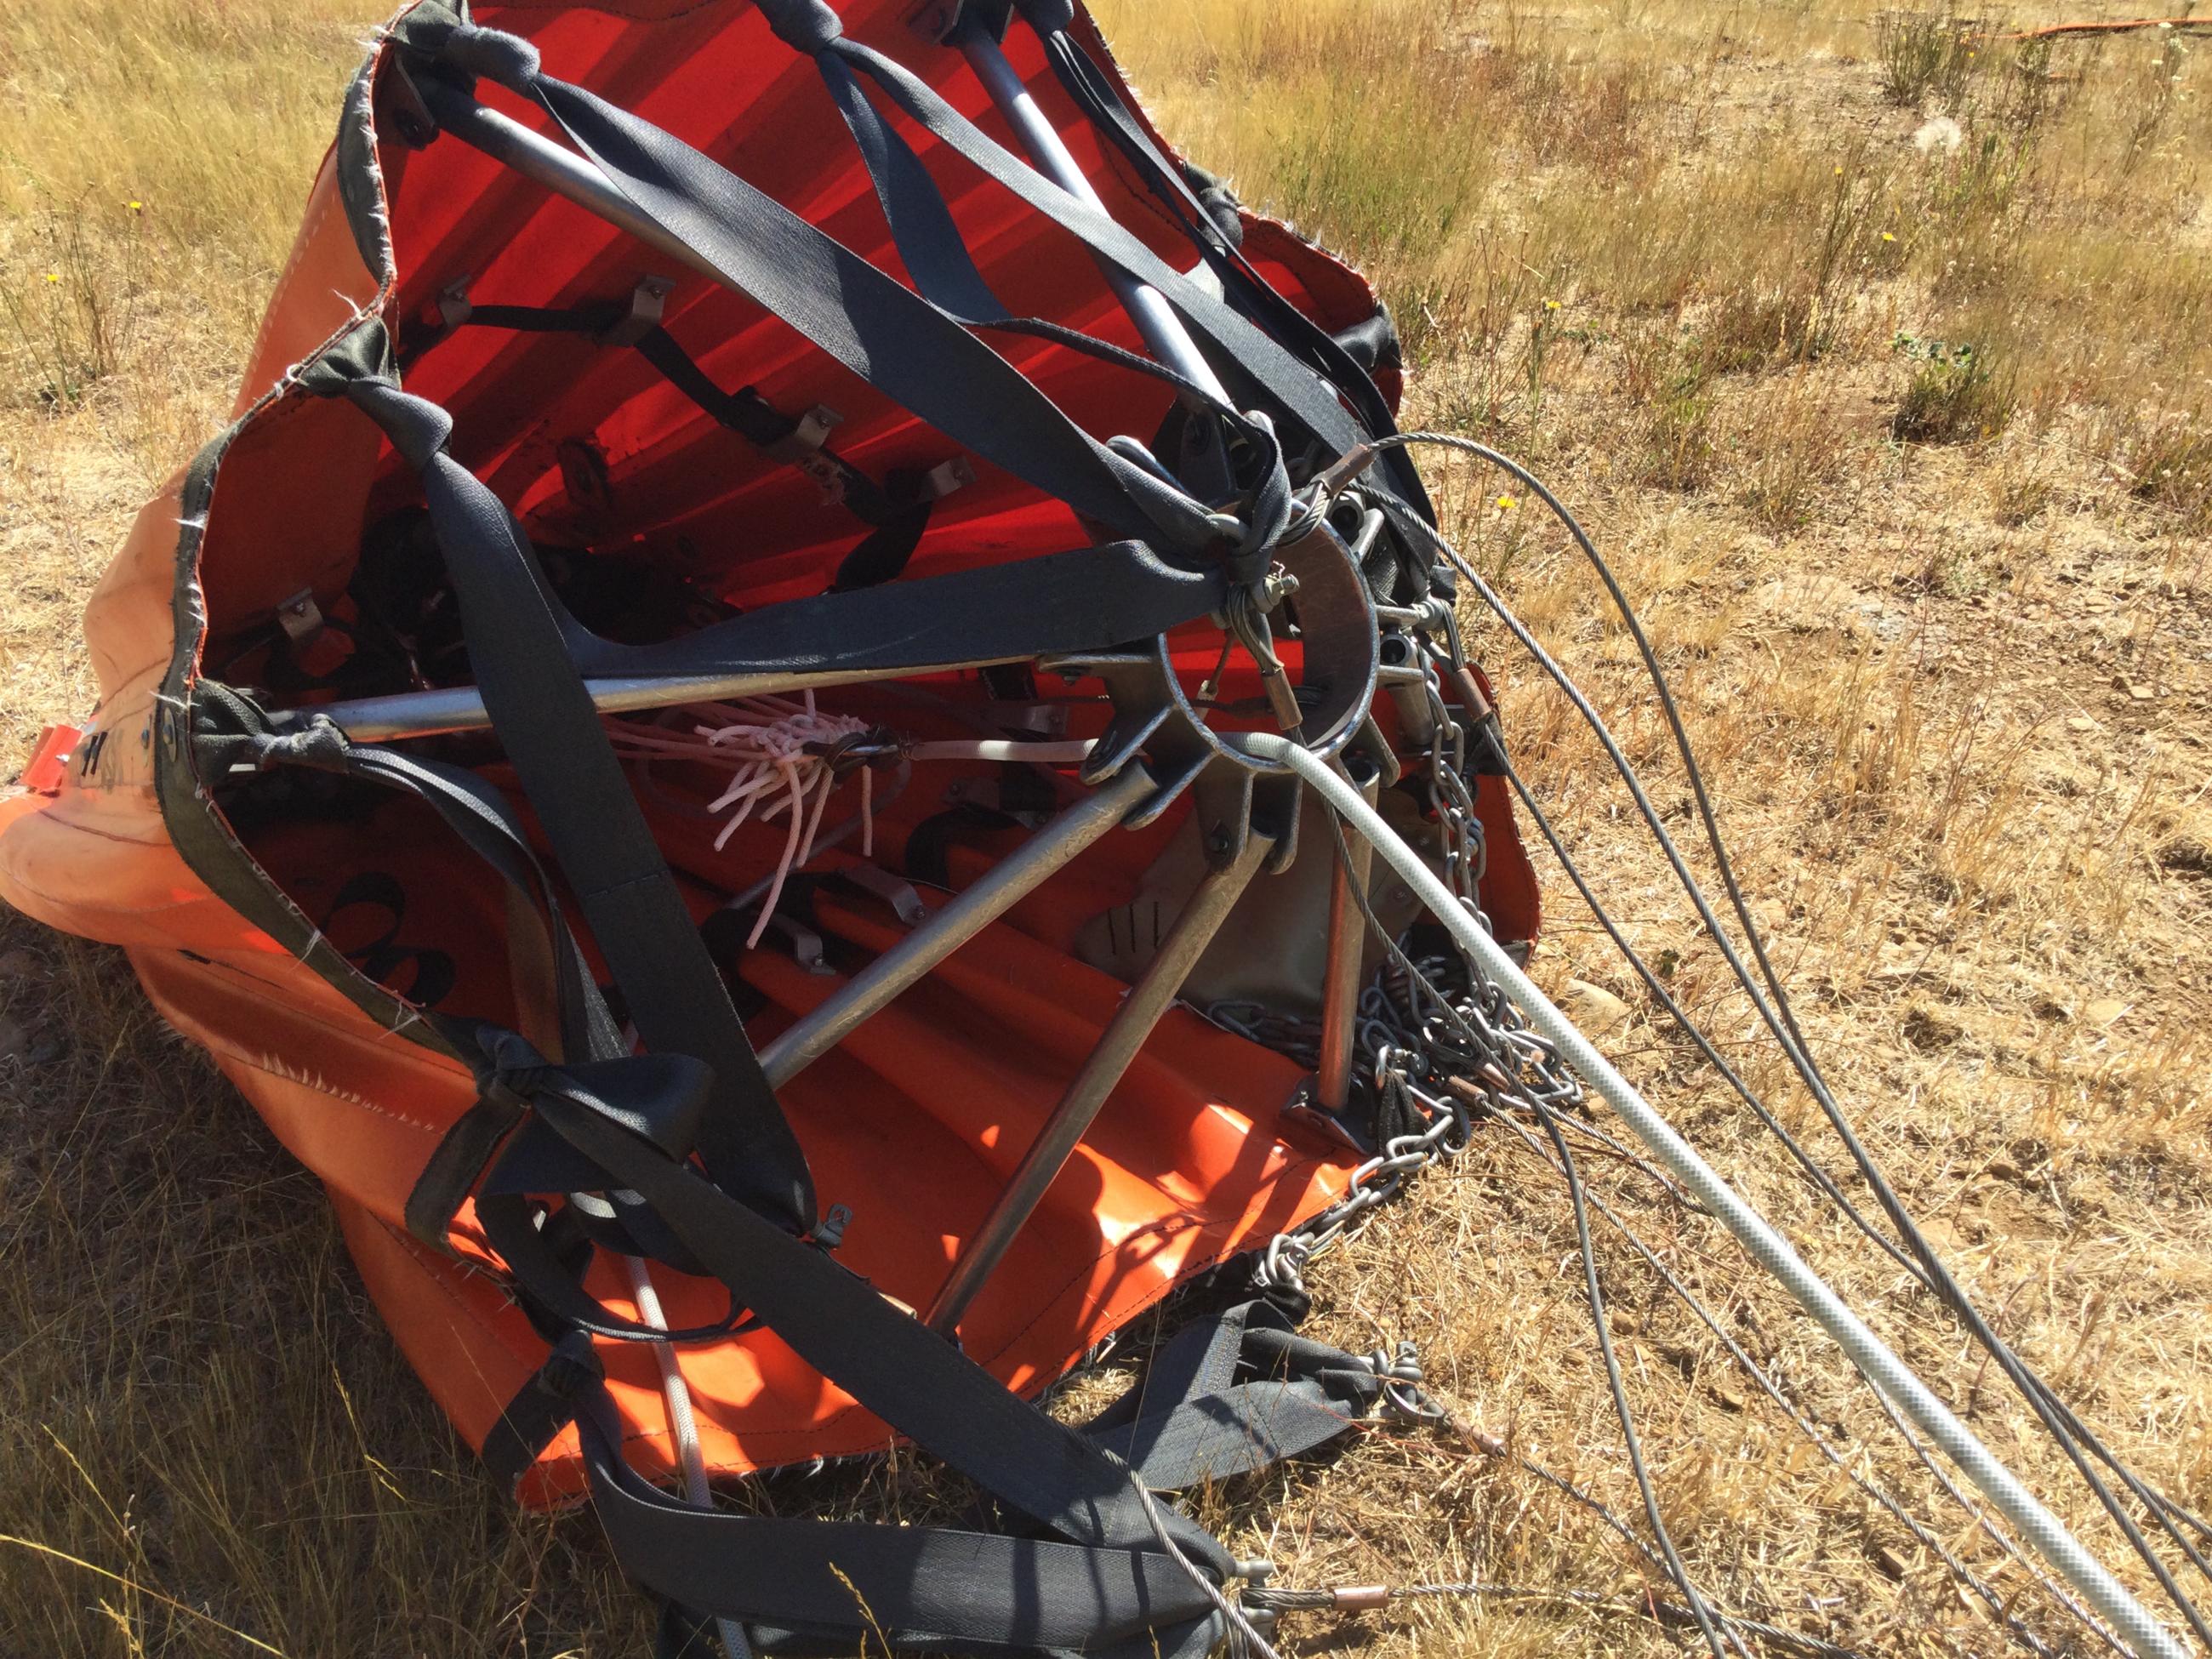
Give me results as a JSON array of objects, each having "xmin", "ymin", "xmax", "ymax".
[
  {"xmin": 1242, "ymin": 731, "xmax": 2189, "ymax": 1659},
  {"xmin": 624, "ymin": 1255, "xmax": 753, "ymax": 1659}
]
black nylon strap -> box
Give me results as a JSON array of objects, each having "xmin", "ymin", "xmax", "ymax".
[
  {"xmin": 817, "ymin": 47, "xmax": 1006, "ymax": 323},
  {"xmin": 552, "ymin": 534, "xmax": 1226, "ymax": 680},
  {"xmin": 626, "ymin": 325, "xmax": 804, "ymax": 450},
  {"xmin": 461, "ymin": 1030, "xmax": 1240, "ymax": 1656},
  {"xmin": 316, "ymin": 356, "xmax": 818, "ymax": 1235},
  {"xmin": 577, "ymin": 1399, "xmax": 1218, "ymax": 1659},
  {"xmin": 469, "ymin": 1036, "xmax": 1211, "ymax": 1561},
  {"xmin": 409, "ymin": 296, "xmax": 906, "ymax": 526},
  {"xmin": 193, "ymin": 692, "xmax": 740, "ymax": 1304},
  {"xmin": 214, "ymin": 689, "xmax": 1350, "ymax": 1650},
  {"xmin": 403, "ymin": 59, "xmax": 1223, "ymax": 556},
  {"xmin": 807, "ymin": 45, "xmax": 1229, "ymax": 412},
  {"xmin": 1018, "ymin": 10, "xmax": 1436, "ymax": 521},
  {"xmin": 191, "ymin": 684, "xmax": 620, "ymax": 1080},
  {"xmin": 1082, "ymin": 1299, "xmax": 1379, "ymax": 1490},
  {"xmin": 481, "ymin": 1329, "xmax": 607, "ymax": 1491},
  {"xmin": 813, "ymin": 26, "xmax": 1370, "ymax": 469}
]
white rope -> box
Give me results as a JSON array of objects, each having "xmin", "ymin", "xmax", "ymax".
[
  {"xmin": 609, "ymin": 693, "xmax": 869, "ymax": 947},
  {"xmin": 624, "ymin": 1254, "xmax": 753, "ymax": 1659},
  {"xmin": 611, "ymin": 703, "xmax": 1096, "ymax": 951}
]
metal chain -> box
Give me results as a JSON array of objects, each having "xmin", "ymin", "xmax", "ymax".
[{"xmin": 1251, "ymin": 611, "xmax": 1585, "ymax": 1308}]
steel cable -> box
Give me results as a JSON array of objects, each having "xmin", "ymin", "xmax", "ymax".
[
  {"xmin": 1243, "ymin": 731, "xmax": 2190, "ymax": 1659},
  {"xmin": 1353, "ymin": 436, "xmax": 2212, "ymax": 1642}
]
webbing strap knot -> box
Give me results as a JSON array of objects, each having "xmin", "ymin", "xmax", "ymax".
[
  {"xmin": 756, "ymin": 0, "xmax": 843, "ymax": 54},
  {"xmin": 248, "ymin": 716, "xmax": 353, "ymax": 774},
  {"xmin": 472, "ymin": 1023, "xmax": 557, "ymax": 1100},
  {"xmin": 533, "ymin": 1329, "xmax": 606, "ymax": 1402},
  {"xmin": 436, "ymin": 21, "xmax": 540, "ymax": 92},
  {"xmin": 1229, "ymin": 409, "xmax": 1297, "ymax": 580},
  {"xmin": 388, "ymin": 4, "xmax": 539, "ymax": 95},
  {"xmin": 1018, "ymin": 0, "xmax": 1079, "ymax": 34},
  {"xmin": 190, "ymin": 686, "xmax": 356, "ymax": 780}
]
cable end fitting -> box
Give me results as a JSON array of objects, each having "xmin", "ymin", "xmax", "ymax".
[
  {"xmin": 1313, "ymin": 441, "xmax": 1378, "ymax": 505},
  {"xmin": 1331, "ymin": 1586, "xmax": 1394, "ymax": 1612}
]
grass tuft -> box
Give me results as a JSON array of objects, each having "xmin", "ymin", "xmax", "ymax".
[{"xmin": 1874, "ymin": 8, "xmax": 1987, "ymax": 110}]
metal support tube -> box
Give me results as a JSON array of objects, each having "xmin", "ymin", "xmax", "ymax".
[
  {"xmin": 420, "ymin": 81, "xmax": 730, "ymax": 288},
  {"xmin": 955, "ymin": 26, "xmax": 1233, "ymax": 407},
  {"xmin": 302, "ymin": 658, "xmax": 1023, "ymax": 744},
  {"xmin": 761, "ymin": 767, "xmax": 1155, "ymax": 1088},
  {"xmin": 1315, "ymin": 757, "xmax": 1381, "ymax": 1112},
  {"xmin": 1240, "ymin": 730, "xmax": 2187, "ymax": 1659},
  {"xmin": 926, "ymin": 829, "xmax": 1274, "ymax": 1334}
]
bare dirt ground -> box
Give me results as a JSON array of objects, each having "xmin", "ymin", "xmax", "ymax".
[{"xmin": 3, "ymin": 1, "xmax": 2209, "ymax": 1653}]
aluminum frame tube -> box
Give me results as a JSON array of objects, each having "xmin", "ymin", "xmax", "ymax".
[
  {"xmin": 926, "ymin": 828, "xmax": 1274, "ymax": 1334},
  {"xmin": 760, "ymin": 766, "xmax": 1156, "ymax": 1088},
  {"xmin": 1241, "ymin": 728, "xmax": 2186, "ymax": 1659},
  {"xmin": 301, "ymin": 658, "xmax": 1023, "ymax": 744},
  {"xmin": 420, "ymin": 82, "xmax": 730, "ymax": 286}
]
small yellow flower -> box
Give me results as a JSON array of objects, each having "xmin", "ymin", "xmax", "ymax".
[
  {"xmin": 44, "ymin": 271, "xmax": 60, "ymax": 282},
  {"xmin": 126, "ymin": 200, "xmax": 142, "ymax": 212},
  {"xmin": 1542, "ymin": 298, "xmax": 1561, "ymax": 311},
  {"xmin": 1496, "ymin": 493, "xmax": 1518, "ymax": 511},
  {"xmin": 1834, "ymin": 164, "xmax": 1844, "ymax": 175},
  {"xmin": 1881, "ymin": 231, "xmax": 1896, "ymax": 242}
]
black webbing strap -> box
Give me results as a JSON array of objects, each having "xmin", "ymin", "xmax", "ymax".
[
  {"xmin": 804, "ymin": 42, "xmax": 1239, "ymax": 414},
  {"xmin": 191, "ymin": 687, "xmax": 744, "ymax": 1311},
  {"xmin": 200, "ymin": 709, "xmax": 1377, "ymax": 1655},
  {"xmin": 547, "ymin": 534, "xmax": 1227, "ymax": 681},
  {"xmin": 1006, "ymin": 0, "xmax": 1437, "ymax": 522},
  {"xmin": 1082, "ymin": 1298, "xmax": 1382, "ymax": 1490},
  {"xmin": 487, "ymin": 1299, "xmax": 1387, "ymax": 1656},
  {"xmin": 714, "ymin": 3, "xmax": 1377, "ymax": 475},
  {"xmin": 458, "ymin": 1029, "xmax": 1235, "ymax": 1656},
  {"xmin": 401, "ymin": 17, "xmax": 1228, "ymax": 560},
  {"xmin": 304, "ymin": 337, "xmax": 818, "ymax": 1235},
  {"xmin": 208, "ymin": 695, "xmax": 1380, "ymax": 1650},
  {"xmin": 191, "ymin": 684, "xmax": 618, "ymax": 1075},
  {"xmin": 409, "ymin": 294, "xmax": 909, "ymax": 528},
  {"xmin": 578, "ymin": 1395, "xmax": 1217, "ymax": 1658},
  {"xmin": 481, "ymin": 1329, "xmax": 606, "ymax": 1491}
]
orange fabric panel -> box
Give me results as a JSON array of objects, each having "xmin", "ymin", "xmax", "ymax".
[
  {"xmin": 233, "ymin": 140, "xmax": 389, "ymax": 419},
  {"xmin": 0, "ymin": 0, "xmax": 1536, "ymax": 1517}
]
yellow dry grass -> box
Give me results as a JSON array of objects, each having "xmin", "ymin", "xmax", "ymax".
[{"xmin": 3, "ymin": 0, "xmax": 2209, "ymax": 1653}]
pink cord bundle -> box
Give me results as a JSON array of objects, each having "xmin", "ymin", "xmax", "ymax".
[
  {"xmin": 609, "ymin": 693, "xmax": 874, "ymax": 948},
  {"xmin": 612, "ymin": 696, "xmax": 1096, "ymax": 954}
]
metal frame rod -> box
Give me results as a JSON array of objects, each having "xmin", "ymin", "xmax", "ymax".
[
  {"xmin": 1315, "ymin": 756, "xmax": 1381, "ymax": 1112},
  {"xmin": 761, "ymin": 766, "xmax": 1155, "ymax": 1088},
  {"xmin": 954, "ymin": 26, "xmax": 1234, "ymax": 406},
  {"xmin": 926, "ymin": 828, "xmax": 1273, "ymax": 1334},
  {"xmin": 420, "ymin": 80, "xmax": 731, "ymax": 286},
  {"xmin": 1240, "ymin": 729, "xmax": 2187, "ymax": 1659},
  {"xmin": 304, "ymin": 658, "xmax": 1021, "ymax": 744}
]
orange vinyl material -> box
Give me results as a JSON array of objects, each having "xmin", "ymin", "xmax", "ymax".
[{"xmin": 0, "ymin": 0, "xmax": 1541, "ymax": 1508}]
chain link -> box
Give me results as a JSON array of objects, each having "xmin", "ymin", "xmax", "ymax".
[{"xmin": 1251, "ymin": 618, "xmax": 1587, "ymax": 1306}]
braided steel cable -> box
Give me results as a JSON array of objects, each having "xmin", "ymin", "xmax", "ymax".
[
  {"xmin": 1242, "ymin": 731, "xmax": 2191, "ymax": 1659},
  {"xmin": 1354, "ymin": 440, "xmax": 2212, "ymax": 1642},
  {"xmin": 1484, "ymin": 1111, "xmax": 2118, "ymax": 1658}
]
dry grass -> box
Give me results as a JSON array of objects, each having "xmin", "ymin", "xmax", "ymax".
[{"xmin": 4, "ymin": 0, "xmax": 2211, "ymax": 1653}]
